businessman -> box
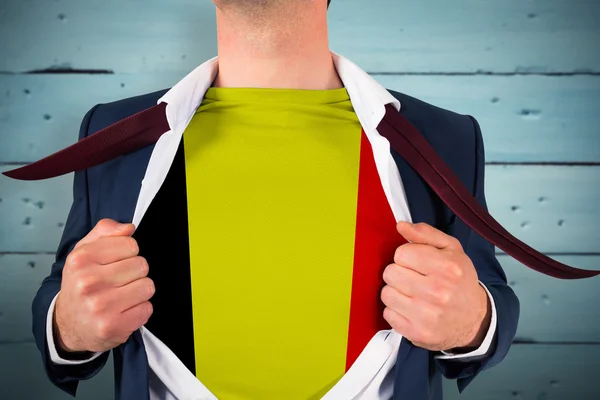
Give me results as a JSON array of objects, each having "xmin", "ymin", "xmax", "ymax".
[{"xmin": 23, "ymin": 0, "xmax": 522, "ymax": 399}]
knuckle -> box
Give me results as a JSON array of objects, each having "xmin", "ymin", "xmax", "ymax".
[
  {"xmin": 142, "ymin": 278, "xmax": 156, "ymax": 298},
  {"xmin": 380, "ymin": 285, "xmax": 394, "ymax": 306},
  {"xmin": 86, "ymin": 297, "xmax": 105, "ymax": 315},
  {"xmin": 136, "ymin": 256, "xmax": 149, "ymax": 277},
  {"xmin": 96, "ymin": 218, "xmax": 113, "ymax": 231},
  {"xmin": 142, "ymin": 301, "xmax": 154, "ymax": 323},
  {"xmin": 432, "ymin": 284, "xmax": 451, "ymax": 305},
  {"xmin": 414, "ymin": 222, "xmax": 429, "ymax": 234},
  {"xmin": 66, "ymin": 249, "xmax": 86, "ymax": 268},
  {"xmin": 383, "ymin": 307, "xmax": 394, "ymax": 323},
  {"xmin": 74, "ymin": 276, "xmax": 95, "ymax": 296},
  {"xmin": 429, "ymin": 305, "xmax": 444, "ymax": 322},
  {"xmin": 95, "ymin": 319, "xmax": 113, "ymax": 340},
  {"xmin": 450, "ymin": 236, "xmax": 462, "ymax": 249},
  {"xmin": 394, "ymin": 244, "xmax": 415, "ymax": 265},
  {"xmin": 145, "ymin": 301, "xmax": 154, "ymax": 317},
  {"xmin": 384, "ymin": 308, "xmax": 402, "ymax": 331},
  {"xmin": 446, "ymin": 258, "xmax": 464, "ymax": 280},
  {"xmin": 125, "ymin": 237, "xmax": 140, "ymax": 255},
  {"xmin": 393, "ymin": 246, "xmax": 404, "ymax": 264},
  {"xmin": 452, "ymin": 265, "xmax": 464, "ymax": 280},
  {"xmin": 383, "ymin": 263, "xmax": 396, "ymax": 283}
]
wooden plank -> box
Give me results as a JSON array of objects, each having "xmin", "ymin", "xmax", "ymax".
[
  {"xmin": 0, "ymin": 164, "xmax": 598, "ymax": 253},
  {"xmin": 2, "ymin": 253, "xmax": 598, "ymax": 343},
  {"xmin": 377, "ymin": 75, "xmax": 600, "ymax": 163},
  {"xmin": 0, "ymin": 342, "xmax": 113, "ymax": 400},
  {"xmin": 499, "ymin": 255, "xmax": 600, "ymax": 343},
  {"xmin": 0, "ymin": 166, "xmax": 73, "ymax": 254},
  {"xmin": 1, "ymin": 74, "xmax": 599, "ymax": 163},
  {"xmin": 0, "ymin": 342, "xmax": 598, "ymax": 400},
  {"xmin": 484, "ymin": 165, "xmax": 600, "ymax": 254},
  {"xmin": 443, "ymin": 344, "xmax": 600, "ymax": 399},
  {"xmin": 0, "ymin": 74, "xmax": 176, "ymax": 163},
  {"xmin": 0, "ymin": 254, "xmax": 56, "ymax": 342},
  {"xmin": 1, "ymin": 165, "xmax": 598, "ymax": 253},
  {"xmin": 1, "ymin": 0, "xmax": 599, "ymax": 74}
]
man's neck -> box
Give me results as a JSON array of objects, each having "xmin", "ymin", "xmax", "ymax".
[{"xmin": 211, "ymin": 3, "xmax": 344, "ymax": 90}]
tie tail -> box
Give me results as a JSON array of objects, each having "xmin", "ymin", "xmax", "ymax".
[
  {"xmin": 380, "ymin": 104, "xmax": 600, "ymax": 280},
  {"xmin": 509, "ymin": 249, "xmax": 600, "ymax": 279},
  {"xmin": 2, "ymin": 102, "xmax": 169, "ymax": 181}
]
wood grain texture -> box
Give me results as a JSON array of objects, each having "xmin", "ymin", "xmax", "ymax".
[
  {"xmin": 0, "ymin": 0, "xmax": 598, "ymax": 395},
  {"xmin": 378, "ymin": 75, "xmax": 600, "ymax": 163},
  {"xmin": 443, "ymin": 344, "xmax": 600, "ymax": 399},
  {"xmin": 0, "ymin": 341, "xmax": 598, "ymax": 400},
  {"xmin": 484, "ymin": 165, "xmax": 600, "ymax": 254},
  {"xmin": 1, "ymin": 0, "xmax": 599, "ymax": 74},
  {"xmin": 2, "ymin": 165, "xmax": 598, "ymax": 253},
  {"xmin": 1, "ymin": 74, "xmax": 599, "ymax": 163},
  {"xmin": 1, "ymin": 254, "xmax": 598, "ymax": 344},
  {"xmin": 0, "ymin": 342, "xmax": 113, "ymax": 400},
  {"xmin": 500, "ymin": 255, "xmax": 600, "ymax": 343},
  {"xmin": 0, "ymin": 254, "xmax": 55, "ymax": 342}
]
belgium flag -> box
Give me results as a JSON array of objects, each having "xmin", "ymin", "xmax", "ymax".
[{"xmin": 133, "ymin": 126, "xmax": 406, "ymax": 399}]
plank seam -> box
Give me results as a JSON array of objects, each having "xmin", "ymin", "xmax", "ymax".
[
  {"xmin": 0, "ymin": 68, "xmax": 114, "ymax": 75},
  {"xmin": 369, "ymin": 71, "xmax": 600, "ymax": 76}
]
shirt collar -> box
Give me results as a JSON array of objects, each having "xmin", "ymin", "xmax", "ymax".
[
  {"xmin": 133, "ymin": 50, "xmax": 406, "ymax": 229},
  {"xmin": 156, "ymin": 50, "xmax": 401, "ymax": 134}
]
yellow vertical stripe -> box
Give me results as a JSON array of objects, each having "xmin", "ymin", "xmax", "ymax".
[{"xmin": 184, "ymin": 87, "xmax": 363, "ymax": 399}]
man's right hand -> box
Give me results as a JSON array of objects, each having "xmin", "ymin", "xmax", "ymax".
[{"xmin": 54, "ymin": 218, "xmax": 155, "ymax": 353}]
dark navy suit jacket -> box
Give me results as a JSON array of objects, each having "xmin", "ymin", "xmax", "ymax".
[{"xmin": 32, "ymin": 88, "xmax": 520, "ymax": 400}]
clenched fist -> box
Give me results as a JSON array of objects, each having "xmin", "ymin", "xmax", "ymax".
[
  {"xmin": 53, "ymin": 219, "xmax": 155, "ymax": 353},
  {"xmin": 381, "ymin": 221, "xmax": 492, "ymax": 353}
]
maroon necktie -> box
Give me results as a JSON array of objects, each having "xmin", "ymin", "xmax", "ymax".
[{"xmin": 3, "ymin": 102, "xmax": 598, "ymax": 279}]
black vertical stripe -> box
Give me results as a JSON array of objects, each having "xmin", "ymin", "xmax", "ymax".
[{"xmin": 133, "ymin": 141, "xmax": 196, "ymax": 374}]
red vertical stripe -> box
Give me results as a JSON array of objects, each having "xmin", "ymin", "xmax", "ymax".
[{"xmin": 345, "ymin": 129, "xmax": 408, "ymax": 371}]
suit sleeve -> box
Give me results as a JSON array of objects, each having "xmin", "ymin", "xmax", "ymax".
[
  {"xmin": 433, "ymin": 115, "xmax": 520, "ymax": 393},
  {"xmin": 31, "ymin": 104, "xmax": 111, "ymax": 397}
]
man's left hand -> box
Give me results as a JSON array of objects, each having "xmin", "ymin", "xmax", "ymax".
[{"xmin": 381, "ymin": 221, "xmax": 492, "ymax": 352}]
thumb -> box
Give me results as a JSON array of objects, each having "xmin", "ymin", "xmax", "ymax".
[
  {"xmin": 396, "ymin": 220, "xmax": 460, "ymax": 250},
  {"xmin": 74, "ymin": 218, "xmax": 135, "ymax": 249},
  {"xmin": 396, "ymin": 220, "xmax": 418, "ymax": 244}
]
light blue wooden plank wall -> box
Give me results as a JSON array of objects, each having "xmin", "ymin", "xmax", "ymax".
[
  {"xmin": 0, "ymin": 1, "xmax": 599, "ymax": 399},
  {"xmin": 2, "ymin": 75, "xmax": 599, "ymax": 163},
  {"xmin": 1, "ymin": 0, "xmax": 599, "ymax": 73}
]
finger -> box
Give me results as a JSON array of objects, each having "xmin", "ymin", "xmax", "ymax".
[
  {"xmin": 380, "ymin": 285, "xmax": 418, "ymax": 320},
  {"xmin": 80, "ymin": 236, "xmax": 140, "ymax": 265},
  {"xmin": 111, "ymin": 277, "xmax": 155, "ymax": 313},
  {"xmin": 393, "ymin": 243, "xmax": 447, "ymax": 276},
  {"xmin": 382, "ymin": 263, "xmax": 426, "ymax": 297},
  {"xmin": 100, "ymin": 256, "xmax": 149, "ymax": 287},
  {"xmin": 383, "ymin": 307, "xmax": 415, "ymax": 339},
  {"xmin": 117, "ymin": 301, "xmax": 153, "ymax": 334},
  {"xmin": 75, "ymin": 219, "xmax": 135, "ymax": 250},
  {"xmin": 396, "ymin": 221, "xmax": 462, "ymax": 251}
]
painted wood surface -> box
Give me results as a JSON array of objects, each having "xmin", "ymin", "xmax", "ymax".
[
  {"xmin": 1, "ymin": 165, "xmax": 598, "ymax": 253},
  {"xmin": 442, "ymin": 344, "xmax": 600, "ymax": 399},
  {"xmin": 2, "ymin": 254, "xmax": 598, "ymax": 344},
  {"xmin": 1, "ymin": 74, "xmax": 599, "ymax": 163},
  {"xmin": 1, "ymin": 341, "xmax": 598, "ymax": 400},
  {"xmin": 499, "ymin": 255, "xmax": 600, "ymax": 343},
  {"xmin": 1, "ymin": 0, "xmax": 599, "ymax": 74},
  {"xmin": 0, "ymin": 343, "xmax": 113, "ymax": 400},
  {"xmin": 0, "ymin": 0, "xmax": 599, "ymax": 398}
]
